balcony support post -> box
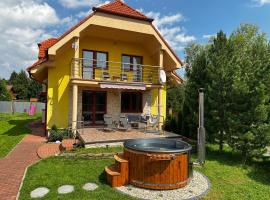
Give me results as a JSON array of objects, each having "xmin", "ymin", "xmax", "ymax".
[
  {"xmin": 158, "ymin": 49, "xmax": 164, "ymax": 131},
  {"xmin": 72, "ymin": 84, "xmax": 78, "ymax": 135}
]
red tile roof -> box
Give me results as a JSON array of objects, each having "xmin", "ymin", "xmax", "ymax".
[
  {"xmin": 38, "ymin": 38, "xmax": 58, "ymax": 59},
  {"xmin": 27, "ymin": 38, "xmax": 58, "ymax": 70},
  {"xmin": 93, "ymin": 0, "xmax": 153, "ymax": 22}
]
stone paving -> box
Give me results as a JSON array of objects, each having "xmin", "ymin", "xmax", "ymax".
[
  {"xmin": 0, "ymin": 120, "xmax": 46, "ymax": 200},
  {"xmin": 57, "ymin": 185, "xmax": 74, "ymax": 194},
  {"xmin": 30, "ymin": 182, "xmax": 99, "ymax": 198},
  {"xmin": 30, "ymin": 187, "xmax": 49, "ymax": 198},
  {"xmin": 78, "ymin": 128, "xmax": 182, "ymax": 144}
]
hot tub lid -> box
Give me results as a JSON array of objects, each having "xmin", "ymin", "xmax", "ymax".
[{"xmin": 124, "ymin": 138, "xmax": 192, "ymax": 153}]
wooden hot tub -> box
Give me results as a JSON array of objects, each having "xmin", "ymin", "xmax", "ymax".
[{"xmin": 123, "ymin": 138, "xmax": 192, "ymax": 190}]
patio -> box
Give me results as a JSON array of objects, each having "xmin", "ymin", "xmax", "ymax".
[{"xmin": 77, "ymin": 128, "xmax": 181, "ymax": 145}]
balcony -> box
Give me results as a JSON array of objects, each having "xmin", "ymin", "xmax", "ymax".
[{"xmin": 71, "ymin": 58, "xmax": 160, "ymax": 85}]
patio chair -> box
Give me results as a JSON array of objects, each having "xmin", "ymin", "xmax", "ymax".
[
  {"xmin": 145, "ymin": 113, "xmax": 161, "ymax": 134},
  {"xmin": 103, "ymin": 114, "xmax": 115, "ymax": 132},
  {"xmin": 102, "ymin": 71, "xmax": 110, "ymax": 80},
  {"xmin": 118, "ymin": 115, "xmax": 131, "ymax": 131},
  {"xmin": 120, "ymin": 73, "xmax": 128, "ymax": 81}
]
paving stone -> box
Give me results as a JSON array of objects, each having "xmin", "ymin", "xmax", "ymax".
[
  {"xmin": 58, "ymin": 185, "xmax": 74, "ymax": 194},
  {"xmin": 30, "ymin": 187, "xmax": 49, "ymax": 198},
  {"xmin": 82, "ymin": 183, "xmax": 99, "ymax": 191}
]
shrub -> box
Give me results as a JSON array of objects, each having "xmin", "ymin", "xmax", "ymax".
[
  {"xmin": 48, "ymin": 125, "xmax": 71, "ymax": 142},
  {"xmin": 164, "ymin": 117, "xmax": 178, "ymax": 133}
]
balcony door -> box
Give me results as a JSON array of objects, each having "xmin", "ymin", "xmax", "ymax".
[{"xmin": 82, "ymin": 91, "xmax": 107, "ymax": 126}]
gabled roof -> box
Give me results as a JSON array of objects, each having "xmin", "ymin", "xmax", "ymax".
[
  {"xmin": 93, "ymin": 0, "xmax": 153, "ymax": 22},
  {"xmin": 27, "ymin": 0, "xmax": 183, "ymax": 73}
]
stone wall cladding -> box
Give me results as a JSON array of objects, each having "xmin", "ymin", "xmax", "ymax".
[{"xmin": 107, "ymin": 90, "xmax": 121, "ymax": 121}]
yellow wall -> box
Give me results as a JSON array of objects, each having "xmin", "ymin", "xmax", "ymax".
[
  {"xmin": 151, "ymin": 86, "xmax": 166, "ymax": 123},
  {"xmin": 47, "ymin": 47, "xmax": 73, "ymax": 129},
  {"xmin": 47, "ymin": 36, "xmax": 167, "ymax": 129}
]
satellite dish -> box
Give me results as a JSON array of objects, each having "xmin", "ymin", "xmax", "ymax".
[{"xmin": 159, "ymin": 70, "xmax": 166, "ymax": 84}]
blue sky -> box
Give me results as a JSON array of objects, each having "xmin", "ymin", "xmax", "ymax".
[{"xmin": 0, "ymin": 0, "xmax": 270, "ymax": 79}]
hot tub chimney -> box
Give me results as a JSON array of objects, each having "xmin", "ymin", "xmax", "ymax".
[{"xmin": 198, "ymin": 88, "xmax": 205, "ymax": 165}]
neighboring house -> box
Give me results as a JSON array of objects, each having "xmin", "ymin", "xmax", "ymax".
[
  {"xmin": 6, "ymin": 85, "xmax": 17, "ymax": 100},
  {"xmin": 27, "ymin": 0, "xmax": 183, "ymax": 133}
]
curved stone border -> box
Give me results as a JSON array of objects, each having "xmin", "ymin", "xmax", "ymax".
[{"xmin": 115, "ymin": 171, "xmax": 211, "ymax": 200}]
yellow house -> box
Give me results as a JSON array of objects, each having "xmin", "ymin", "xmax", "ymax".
[{"xmin": 27, "ymin": 0, "xmax": 183, "ymax": 135}]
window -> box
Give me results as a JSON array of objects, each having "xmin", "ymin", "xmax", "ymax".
[
  {"xmin": 121, "ymin": 92, "xmax": 142, "ymax": 113},
  {"xmin": 82, "ymin": 50, "xmax": 108, "ymax": 69},
  {"xmin": 121, "ymin": 55, "xmax": 142, "ymax": 71},
  {"xmin": 82, "ymin": 51, "xmax": 94, "ymax": 79}
]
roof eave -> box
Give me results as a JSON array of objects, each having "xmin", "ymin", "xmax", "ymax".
[{"xmin": 92, "ymin": 7, "xmax": 154, "ymax": 22}]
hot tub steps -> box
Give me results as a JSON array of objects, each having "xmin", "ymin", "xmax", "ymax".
[{"xmin": 105, "ymin": 154, "xmax": 129, "ymax": 187}]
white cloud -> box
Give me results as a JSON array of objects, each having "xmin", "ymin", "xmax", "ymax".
[
  {"xmin": 58, "ymin": 0, "xmax": 103, "ymax": 9},
  {"xmin": 143, "ymin": 11, "xmax": 195, "ymax": 51},
  {"xmin": 0, "ymin": 0, "xmax": 60, "ymax": 79},
  {"xmin": 203, "ymin": 34, "xmax": 215, "ymax": 39},
  {"xmin": 252, "ymin": 0, "xmax": 270, "ymax": 6}
]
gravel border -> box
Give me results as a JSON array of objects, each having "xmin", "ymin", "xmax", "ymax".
[{"xmin": 116, "ymin": 171, "xmax": 211, "ymax": 200}]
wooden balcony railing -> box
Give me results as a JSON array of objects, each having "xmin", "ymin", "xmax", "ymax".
[{"xmin": 71, "ymin": 58, "xmax": 160, "ymax": 84}]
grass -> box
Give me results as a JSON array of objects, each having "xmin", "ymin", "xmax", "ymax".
[
  {"xmin": 19, "ymin": 157, "xmax": 134, "ymax": 200},
  {"xmin": 19, "ymin": 145, "xmax": 270, "ymax": 200},
  {"xmin": 73, "ymin": 146, "xmax": 123, "ymax": 154},
  {"xmin": 0, "ymin": 113, "xmax": 41, "ymax": 158},
  {"xmin": 196, "ymin": 145, "xmax": 270, "ymax": 200}
]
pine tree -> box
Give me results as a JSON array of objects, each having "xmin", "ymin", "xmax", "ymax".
[{"xmin": 206, "ymin": 31, "xmax": 234, "ymax": 151}]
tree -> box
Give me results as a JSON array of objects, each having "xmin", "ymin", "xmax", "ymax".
[
  {"xmin": 28, "ymin": 79, "xmax": 42, "ymax": 99},
  {"xmin": 182, "ymin": 24, "xmax": 270, "ymax": 162},
  {"xmin": 9, "ymin": 71, "xmax": 18, "ymax": 85},
  {"xmin": 206, "ymin": 31, "xmax": 234, "ymax": 151},
  {"xmin": 0, "ymin": 79, "xmax": 11, "ymax": 101},
  {"xmin": 11, "ymin": 70, "xmax": 29, "ymax": 100},
  {"xmin": 227, "ymin": 24, "xmax": 270, "ymax": 163},
  {"xmin": 167, "ymin": 84, "xmax": 185, "ymax": 113},
  {"xmin": 182, "ymin": 43, "xmax": 210, "ymax": 138}
]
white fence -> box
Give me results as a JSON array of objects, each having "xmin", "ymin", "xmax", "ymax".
[{"xmin": 0, "ymin": 101, "xmax": 45, "ymax": 113}]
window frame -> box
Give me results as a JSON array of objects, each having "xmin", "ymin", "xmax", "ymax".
[
  {"xmin": 121, "ymin": 54, "xmax": 143, "ymax": 72},
  {"xmin": 121, "ymin": 92, "xmax": 143, "ymax": 113},
  {"xmin": 82, "ymin": 50, "xmax": 109, "ymax": 69}
]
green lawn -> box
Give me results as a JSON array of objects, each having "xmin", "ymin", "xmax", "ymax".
[
  {"xmin": 0, "ymin": 113, "xmax": 41, "ymax": 158},
  {"xmin": 73, "ymin": 146, "xmax": 123, "ymax": 154},
  {"xmin": 19, "ymin": 145, "xmax": 270, "ymax": 200}
]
